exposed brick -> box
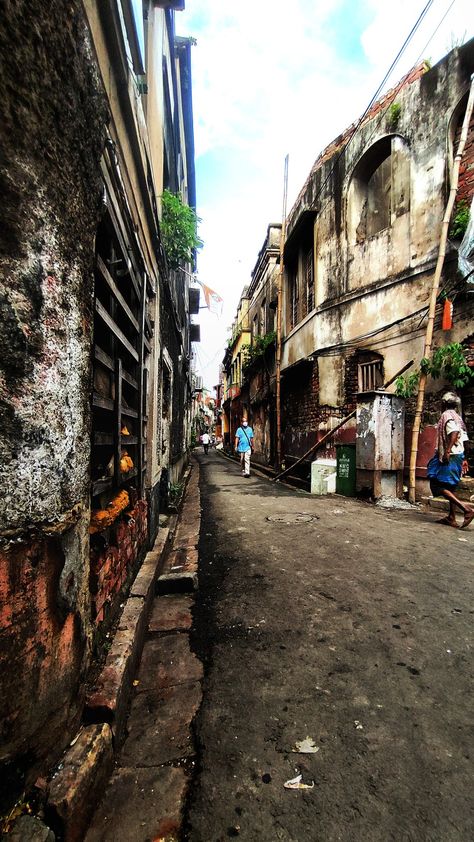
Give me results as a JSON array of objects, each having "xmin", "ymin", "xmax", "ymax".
[{"xmin": 47, "ymin": 724, "xmax": 113, "ymax": 842}]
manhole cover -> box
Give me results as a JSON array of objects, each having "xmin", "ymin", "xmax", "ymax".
[{"xmin": 266, "ymin": 512, "xmax": 319, "ymax": 524}]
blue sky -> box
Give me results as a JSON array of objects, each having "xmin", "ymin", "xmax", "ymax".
[{"xmin": 177, "ymin": 0, "xmax": 473, "ymax": 388}]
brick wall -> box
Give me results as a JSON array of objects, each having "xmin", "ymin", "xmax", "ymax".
[
  {"xmin": 455, "ymin": 108, "xmax": 474, "ymax": 208},
  {"xmin": 282, "ymin": 360, "xmax": 321, "ymax": 458},
  {"xmin": 90, "ymin": 500, "xmax": 148, "ymax": 629}
]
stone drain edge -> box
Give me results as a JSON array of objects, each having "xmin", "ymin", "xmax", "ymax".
[{"xmin": 44, "ymin": 460, "xmax": 199, "ymax": 840}]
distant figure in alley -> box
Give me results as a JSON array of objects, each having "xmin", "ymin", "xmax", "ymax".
[
  {"xmin": 427, "ymin": 392, "xmax": 473, "ymax": 529},
  {"xmin": 201, "ymin": 431, "xmax": 210, "ymax": 455},
  {"xmin": 235, "ymin": 417, "xmax": 254, "ymax": 477}
]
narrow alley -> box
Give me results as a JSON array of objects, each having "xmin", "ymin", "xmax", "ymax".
[
  {"xmin": 2, "ymin": 6, "xmax": 474, "ymax": 840},
  {"xmin": 184, "ymin": 451, "xmax": 473, "ymax": 842}
]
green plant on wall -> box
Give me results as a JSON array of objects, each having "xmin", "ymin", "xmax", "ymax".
[
  {"xmin": 160, "ymin": 189, "xmax": 203, "ymax": 269},
  {"xmin": 395, "ymin": 371, "xmax": 420, "ymax": 398},
  {"xmin": 395, "ymin": 342, "xmax": 473, "ymax": 397},
  {"xmin": 242, "ymin": 331, "xmax": 276, "ymax": 373},
  {"xmin": 387, "ymin": 102, "xmax": 401, "ymax": 131},
  {"xmin": 424, "ymin": 343, "xmax": 473, "ymax": 389},
  {"xmin": 449, "ymin": 200, "xmax": 470, "ymax": 241}
]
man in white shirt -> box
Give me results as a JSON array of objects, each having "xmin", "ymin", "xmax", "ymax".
[
  {"xmin": 427, "ymin": 392, "xmax": 473, "ymax": 528},
  {"xmin": 201, "ymin": 431, "xmax": 210, "ymax": 455}
]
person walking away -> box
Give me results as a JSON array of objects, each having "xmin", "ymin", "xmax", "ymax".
[
  {"xmin": 201, "ymin": 431, "xmax": 210, "ymax": 455},
  {"xmin": 235, "ymin": 417, "xmax": 254, "ymax": 477},
  {"xmin": 426, "ymin": 391, "xmax": 473, "ymax": 529}
]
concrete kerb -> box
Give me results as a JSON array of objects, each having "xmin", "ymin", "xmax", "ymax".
[
  {"xmin": 46, "ymin": 461, "xmax": 200, "ymax": 841},
  {"xmin": 85, "ymin": 526, "xmax": 171, "ymax": 743},
  {"xmin": 157, "ymin": 457, "xmax": 201, "ymax": 594}
]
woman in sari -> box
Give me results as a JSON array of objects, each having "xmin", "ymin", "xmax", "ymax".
[{"xmin": 427, "ymin": 392, "xmax": 473, "ymax": 529}]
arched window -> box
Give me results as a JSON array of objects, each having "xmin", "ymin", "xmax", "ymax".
[{"xmin": 348, "ymin": 136, "xmax": 410, "ymax": 244}]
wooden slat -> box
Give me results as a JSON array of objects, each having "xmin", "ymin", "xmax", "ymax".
[
  {"xmin": 95, "ymin": 345, "xmax": 114, "ymax": 371},
  {"xmin": 92, "ymin": 477, "xmax": 113, "ymax": 496},
  {"xmin": 114, "ymin": 359, "xmax": 123, "ymax": 489},
  {"xmin": 94, "ymin": 433, "xmax": 113, "ymax": 445},
  {"xmin": 94, "ymin": 346, "xmax": 138, "ymax": 389},
  {"xmin": 122, "ymin": 435, "xmax": 138, "ymax": 444},
  {"xmin": 122, "ymin": 370, "xmax": 138, "ymax": 390},
  {"xmin": 93, "ymin": 393, "xmax": 114, "ymax": 411},
  {"xmin": 121, "ymin": 405, "xmax": 139, "ymax": 419},
  {"xmin": 138, "ymin": 278, "xmax": 146, "ymax": 496},
  {"xmin": 100, "ymin": 162, "xmax": 142, "ymax": 300},
  {"xmin": 95, "ymin": 300, "xmax": 139, "ymax": 362},
  {"xmin": 96, "ymin": 255, "xmax": 140, "ymax": 332}
]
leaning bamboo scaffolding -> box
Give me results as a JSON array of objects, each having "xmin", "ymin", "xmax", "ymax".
[{"xmin": 408, "ymin": 74, "xmax": 474, "ymax": 504}]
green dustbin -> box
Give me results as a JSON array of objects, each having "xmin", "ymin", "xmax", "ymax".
[{"xmin": 336, "ymin": 444, "xmax": 356, "ymax": 496}]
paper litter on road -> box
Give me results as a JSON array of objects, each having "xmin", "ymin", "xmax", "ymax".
[
  {"xmin": 292, "ymin": 737, "xmax": 320, "ymax": 754},
  {"xmin": 284, "ymin": 773, "xmax": 315, "ymax": 790},
  {"xmin": 354, "ymin": 720, "xmax": 363, "ymax": 730}
]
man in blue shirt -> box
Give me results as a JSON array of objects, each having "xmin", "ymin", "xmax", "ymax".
[{"xmin": 234, "ymin": 417, "xmax": 254, "ymax": 478}]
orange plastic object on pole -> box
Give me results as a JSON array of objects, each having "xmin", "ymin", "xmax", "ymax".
[{"xmin": 442, "ymin": 299, "xmax": 453, "ymax": 330}]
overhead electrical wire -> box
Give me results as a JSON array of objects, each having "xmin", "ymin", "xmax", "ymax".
[{"xmin": 220, "ymin": 0, "xmax": 463, "ymax": 366}]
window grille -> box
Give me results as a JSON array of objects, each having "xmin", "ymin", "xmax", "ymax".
[
  {"xmin": 289, "ymin": 272, "xmax": 298, "ymax": 330},
  {"xmin": 305, "ymin": 248, "xmax": 314, "ymax": 314},
  {"xmin": 260, "ymin": 298, "xmax": 266, "ymax": 335},
  {"xmin": 358, "ymin": 359, "xmax": 384, "ymax": 392}
]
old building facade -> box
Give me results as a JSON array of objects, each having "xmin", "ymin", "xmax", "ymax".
[
  {"xmin": 280, "ymin": 43, "xmax": 474, "ymax": 486},
  {"xmin": 0, "ymin": 0, "xmax": 197, "ymax": 797},
  {"xmin": 240, "ymin": 225, "xmax": 280, "ymax": 465},
  {"xmin": 222, "ymin": 290, "xmax": 251, "ymax": 445},
  {"xmin": 226, "ymin": 41, "xmax": 474, "ymax": 487}
]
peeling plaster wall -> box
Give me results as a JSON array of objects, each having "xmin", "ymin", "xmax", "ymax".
[
  {"xmin": 281, "ymin": 42, "xmax": 474, "ymax": 462},
  {"xmin": 0, "ymin": 0, "xmax": 107, "ymax": 780}
]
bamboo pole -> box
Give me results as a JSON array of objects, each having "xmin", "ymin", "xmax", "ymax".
[
  {"xmin": 408, "ymin": 74, "xmax": 474, "ymax": 503},
  {"xmin": 273, "ymin": 359, "xmax": 413, "ymax": 482},
  {"xmin": 275, "ymin": 155, "xmax": 289, "ymax": 469}
]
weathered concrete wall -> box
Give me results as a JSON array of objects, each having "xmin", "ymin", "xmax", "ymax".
[
  {"xmin": 0, "ymin": 0, "xmax": 107, "ymax": 783},
  {"xmin": 281, "ymin": 42, "xmax": 474, "ymax": 468}
]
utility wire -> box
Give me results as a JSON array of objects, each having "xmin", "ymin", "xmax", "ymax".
[
  {"xmin": 221, "ymin": 0, "xmax": 462, "ymax": 362},
  {"xmin": 226, "ymin": 1, "xmax": 438, "ymax": 342}
]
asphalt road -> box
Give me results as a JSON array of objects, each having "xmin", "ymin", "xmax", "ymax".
[{"xmin": 185, "ymin": 450, "xmax": 473, "ymax": 842}]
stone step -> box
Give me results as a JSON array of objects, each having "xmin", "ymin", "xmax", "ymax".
[
  {"xmin": 157, "ymin": 547, "xmax": 199, "ymax": 593},
  {"xmin": 84, "ymin": 766, "xmax": 186, "ymax": 842},
  {"xmin": 148, "ymin": 594, "xmax": 193, "ymax": 633},
  {"xmin": 46, "ymin": 724, "xmax": 113, "ymax": 842},
  {"xmin": 136, "ymin": 634, "xmax": 203, "ymax": 694},
  {"xmin": 120, "ymin": 681, "xmax": 201, "ymax": 767}
]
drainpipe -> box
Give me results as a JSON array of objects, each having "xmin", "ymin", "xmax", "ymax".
[{"xmin": 408, "ymin": 74, "xmax": 474, "ymax": 503}]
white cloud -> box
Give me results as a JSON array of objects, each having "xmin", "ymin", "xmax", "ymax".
[{"xmin": 179, "ymin": 0, "xmax": 473, "ymax": 387}]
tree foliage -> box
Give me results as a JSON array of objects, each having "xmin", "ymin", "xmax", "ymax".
[
  {"xmin": 449, "ymin": 200, "xmax": 470, "ymax": 241},
  {"xmin": 160, "ymin": 189, "xmax": 203, "ymax": 269},
  {"xmin": 242, "ymin": 331, "xmax": 276, "ymax": 374},
  {"xmin": 395, "ymin": 342, "xmax": 473, "ymax": 397}
]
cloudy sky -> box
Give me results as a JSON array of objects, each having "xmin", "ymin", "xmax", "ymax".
[{"xmin": 177, "ymin": 0, "xmax": 473, "ymax": 389}]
